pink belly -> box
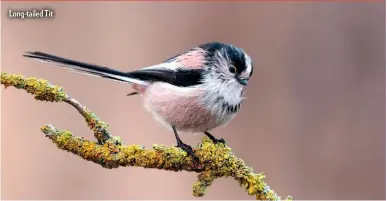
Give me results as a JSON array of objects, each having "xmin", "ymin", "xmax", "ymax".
[{"xmin": 143, "ymin": 83, "xmax": 218, "ymax": 132}]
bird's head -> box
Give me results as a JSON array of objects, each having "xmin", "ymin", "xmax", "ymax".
[{"xmin": 198, "ymin": 42, "xmax": 253, "ymax": 88}]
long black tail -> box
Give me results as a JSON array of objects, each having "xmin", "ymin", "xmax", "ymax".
[{"xmin": 23, "ymin": 51, "xmax": 143, "ymax": 84}]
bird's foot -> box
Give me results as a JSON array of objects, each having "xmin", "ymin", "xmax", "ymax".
[
  {"xmin": 204, "ymin": 132, "xmax": 226, "ymax": 144},
  {"xmin": 212, "ymin": 138, "xmax": 226, "ymax": 144},
  {"xmin": 176, "ymin": 142, "xmax": 199, "ymax": 162}
]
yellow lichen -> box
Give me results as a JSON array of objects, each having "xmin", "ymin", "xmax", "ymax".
[
  {"xmin": 1, "ymin": 72, "xmax": 67, "ymax": 102},
  {"xmin": 81, "ymin": 108, "xmax": 112, "ymax": 144}
]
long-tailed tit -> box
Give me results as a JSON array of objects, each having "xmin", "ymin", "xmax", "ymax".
[{"xmin": 23, "ymin": 42, "xmax": 254, "ymax": 160}]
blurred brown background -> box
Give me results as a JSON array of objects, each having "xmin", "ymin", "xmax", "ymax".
[{"xmin": 1, "ymin": 1, "xmax": 385, "ymax": 200}]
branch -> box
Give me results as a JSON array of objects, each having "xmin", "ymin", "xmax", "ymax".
[{"xmin": 1, "ymin": 72, "xmax": 292, "ymax": 200}]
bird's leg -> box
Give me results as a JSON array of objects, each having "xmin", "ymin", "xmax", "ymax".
[
  {"xmin": 172, "ymin": 126, "xmax": 198, "ymax": 161},
  {"xmin": 204, "ymin": 131, "xmax": 226, "ymax": 144},
  {"xmin": 126, "ymin": 92, "xmax": 139, "ymax": 96}
]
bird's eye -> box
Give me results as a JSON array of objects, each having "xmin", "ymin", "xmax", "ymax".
[{"xmin": 229, "ymin": 65, "xmax": 237, "ymax": 74}]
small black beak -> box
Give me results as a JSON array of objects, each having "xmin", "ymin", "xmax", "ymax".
[{"xmin": 237, "ymin": 78, "xmax": 249, "ymax": 85}]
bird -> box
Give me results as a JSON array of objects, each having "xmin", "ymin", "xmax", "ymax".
[{"xmin": 23, "ymin": 42, "xmax": 254, "ymax": 160}]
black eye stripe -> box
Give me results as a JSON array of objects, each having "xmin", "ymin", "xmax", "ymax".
[{"xmin": 228, "ymin": 47, "xmax": 246, "ymax": 74}]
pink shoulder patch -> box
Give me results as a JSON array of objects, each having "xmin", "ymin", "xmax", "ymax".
[{"xmin": 175, "ymin": 48, "xmax": 206, "ymax": 69}]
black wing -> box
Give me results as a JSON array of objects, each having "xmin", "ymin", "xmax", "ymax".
[{"xmin": 127, "ymin": 68, "xmax": 204, "ymax": 87}]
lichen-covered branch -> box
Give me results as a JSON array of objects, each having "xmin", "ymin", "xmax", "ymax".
[{"xmin": 1, "ymin": 72, "xmax": 292, "ymax": 200}]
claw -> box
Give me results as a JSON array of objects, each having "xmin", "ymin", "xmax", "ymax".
[
  {"xmin": 176, "ymin": 142, "xmax": 199, "ymax": 162},
  {"xmin": 214, "ymin": 138, "xmax": 226, "ymax": 144},
  {"xmin": 204, "ymin": 132, "xmax": 226, "ymax": 144}
]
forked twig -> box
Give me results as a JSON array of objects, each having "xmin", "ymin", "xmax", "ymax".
[{"xmin": 1, "ymin": 72, "xmax": 292, "ymax": 200}]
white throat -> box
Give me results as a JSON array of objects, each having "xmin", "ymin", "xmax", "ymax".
[{"xmin": 200, "ymin": 76, "xmax": 244, "ymax": 119}]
